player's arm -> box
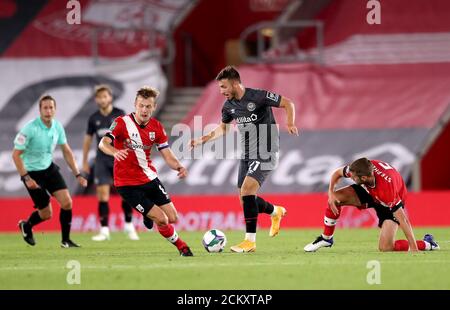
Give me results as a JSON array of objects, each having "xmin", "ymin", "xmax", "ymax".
[
  {"xmin": 327, "ymin": 167, "xmax": 346, "ymax": 215},
  {"xmin": 159, "ymin": 147, "xmax": 187, "ymax": 179},
  {"xmin": 279, "ymin": 97, "xmax": 298, "ymax": 136},
  {"xmin": 98, "ymin": 136, "xmax": 128, "ymax": 161},
  {"xmin": 81, "ymin": 134, "xmax": 93, "ymax": 174},
  {"xmin": 393, "ymin": 205, "xmax": 419, "ymax": 252},
  {"xmin": 60, "ymin": 143, "xmax": 87, "ymax": 187},
  {"xmin": 12, "ymin": 149, "xmax": 39, "ymax": 190},
  {"xmin": 189, "ymin": 122, "xmax": 231, "ymax": 148}
]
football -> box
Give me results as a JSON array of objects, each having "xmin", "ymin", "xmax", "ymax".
[{"xmin": 202, "ymin": 229, "xmax": 227, "ymax": 253}]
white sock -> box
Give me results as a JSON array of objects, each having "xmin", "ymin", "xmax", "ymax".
[
  {"xmin": 424, "ymin": 241, "xmax": 432, "ymax": 251},
  {"xmin": 245, "ymin": 233, "xmax": 256, "ymax": 242},
  {"xmin": 167, "ymin": 231, "xmax": 179, "ymax": 243},
  {"xmin": 270, "ymin": 206, "xmax": 278, "ymax": 217},
  {"xmin": 321, "ymin": 234, "xmax": 333, "ymax": 240},
  {"xmin": 124, "ymin": 222, "xmax": 135, "ymax": 231},
  {"xmin": 100, "ymin": 226, "xmax": 110, "ymax": 235}
]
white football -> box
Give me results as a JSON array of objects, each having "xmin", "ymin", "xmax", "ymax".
[{"xmin": 202, "ymin": 229, "xmax": 227, "ymax": 253}]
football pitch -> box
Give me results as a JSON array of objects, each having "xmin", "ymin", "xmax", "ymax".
[{"xmin": 0, "ymin": 228, "xmax": 449, "ymax": 290}]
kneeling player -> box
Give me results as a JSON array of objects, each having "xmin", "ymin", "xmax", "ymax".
[
  {"xmin": 304, "ymin": 158, "xmax": 440, "ymax": 252},
  {"xmin": 99, "ymin": 86, "xmax": 193, "ymax": 256}
]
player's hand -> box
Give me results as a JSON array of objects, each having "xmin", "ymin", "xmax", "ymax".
[
  {"xmin": 177, "ymin": 166, "xmax": 188, "ymax": 179},
  {"xmin": 25, "ymin": 178, "xmax": 39, "ymax": 190},
  {"xmin": 409, "ymin": 243, "xmax": 419, "ymax": 252},
  {"xmin": 189, "ymin": 138, "xmax": 203, "ymax": 149},
  {"xmin": 328, "ymin": 191, "xmax": 340, "ymax": 215},
  {"xmin": 77, "ymin": 175, "xmax": 88, "ymax": 187},
  {"xmin": 287, "ymin": 124, "xmax": 299, "ymax": 136},
  {"xmin": 113, "ymin": 149, "xmax": 129, "ymax": 161},
  {"xmin": 82, "ymin": 162, "xmax": 90, "ymax": 174}
]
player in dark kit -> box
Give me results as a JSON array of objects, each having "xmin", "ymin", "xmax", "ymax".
[
  {"xmin": 82, "ymin": 85, "xmax": 139, "ymax": 241},
  {"xmin": 190, "ymin": 66, "xmax": 299, "ymax": 253},
  {"xmin": 304, "ymin": 158, "xmax": 440, "ymax": 252},
  {"xmin": 99, "ymin": 86, "xmax": 193, "ymax": 256}
]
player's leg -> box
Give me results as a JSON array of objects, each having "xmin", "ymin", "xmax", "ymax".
[
  {"xmin": 53, "ymin": 189, "xmax": 79, "ymax": 248},
  {"xmin": 378, "ymin": 219, "xmax": 398, "ymax": 251},
  {"xmin": 121, "ymin": 199, "xmax": 139, "ymax": 240},
  {"xmin": 44, "ymin": 163, "xmax": 79, "ymax": 248},
  {"xmin": 375, "ymin": 205, "xmax": 439, "ymax": 251},
  {"xmin": 239, "ymin": 192, "xmax": 286, "ymax": 238},
  {"xmin": 147, "ymin": 179, "xmax": 192, "ymax": 256},
  {"xmin": 152, "ymin": 203, "xmax": 192, "ymax": 256},
  {"xmin": 231, "ymin": 174, "xmax": 259, "ymax": 253},
  {"xmin": 18, "ymin": 171, "xmax": 52, "ymax": 246},
  {"xmin": 304, "ymin": 185, "xmax": 364, "ymax": 252},
  {"xmin": 92, "ymin": 184, "xmax": 111, "ymax": 241},
  {"xmin": 242, "ymin": 158, "xmax": 286, "ymax": 238}
]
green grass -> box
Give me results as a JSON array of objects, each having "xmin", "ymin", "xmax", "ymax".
[{"xmin": 0, "ymin": 228, "xmax": 449, "ymax": 290}]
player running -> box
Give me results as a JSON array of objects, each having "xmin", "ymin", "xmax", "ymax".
[
  {"xmin": 190, "ymin": 66, "xmax": 299, "ymax": 253},
  {"xmin": 99, "ymin": 86, "xmax": 193, "ymax": 256},
  {"xmin": 304, "ymin": 158, "xmax": 440, "ymax": 252},
  {"xmin": 13, "ymin": 95, "xmax": 87, "ymax": 248},
  {"xmin": 82, "ymin": 85, "xmax": 139, "ymax": 241}
]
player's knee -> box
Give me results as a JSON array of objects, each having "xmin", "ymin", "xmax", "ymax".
[
  {"xmin": 39, "ymin": 206, "xmax": 52, "ymax": 220},
  {"xmin": 61, "ymin": 198, "xmax": 72, "ymax": 210},
  {"xmin": 378, "ymin": 243, "xmax": 394, "ymax": 252},
  {"xmin": 153, "ymin": 214, "xmax": 169, "ymax": 226},
  {"xmin": 240, "ymin": 185, "xmax": 257, "ymax": 196},
  {"xmin": 168, "ymin": 213, "xmax": 178, "ymax": 224}
]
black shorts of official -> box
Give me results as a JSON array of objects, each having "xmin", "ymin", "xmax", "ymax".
[
  {"xmin": 25, "ymin": 162, "xmax": 68, "ymax": 209},
  {"xmin": 237, "ymin": 155, "xmax": 279, "ymax": 188},
  {"xmin": 351, "ymin": 184, "xmax": 401, "ymax": 228},
  {"xmin": 93, "ymin": 155, "xmax": 114, "ymax": 185},
  {"xmin": 116, "ymin": 178, "xmax": 171, "ymax": 216}
]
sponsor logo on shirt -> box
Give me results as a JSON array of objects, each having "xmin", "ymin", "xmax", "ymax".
[
  {"xmin": 236, "ymin": 114, "xmax": 258, "ymax": 124},
  {"xmin": 125, "ymin": 138, "xmax": 151, "ymax": 150}
]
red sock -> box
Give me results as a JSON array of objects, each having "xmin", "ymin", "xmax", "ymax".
[
  {"xmin": 394, "ymin": 240, "xmax": 427, "ymax": 251},
  {"xmin": 158, "ymin": 224, "xmax": 186, "ymax": 250},
  {"xmin": 416, "ymin": 240, "xmax": 426, "ymax": 251},
  {"xmin": 394, "ymin": 240, "xmax": 409, "ymax": 251},
  {"xmin": 322, "ymin": 205, "xmax": 341, "ymax": 237}
]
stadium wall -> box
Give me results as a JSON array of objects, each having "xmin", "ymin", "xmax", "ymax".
[{"xmin": 1, "ymin": 191, "xmax": 449, "ymax": 232}]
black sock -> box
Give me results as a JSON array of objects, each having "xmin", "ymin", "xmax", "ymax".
[
  {"xmin": 27, "ymin": 211, "xmax": 44, "ymax": 228},
  {"xmin": 99, "ymin": 202, "xmax": 109, "ymax": 227},
  {"xmin": 143, "ymin": 217, "xmax": 153, "ymax": 230},
  {"xmin": 60, "ymin": 209, "xmax": 72, "ymax": 242},
  {"xmin": 242, "ymin": 195, "xmax": 258, "ymax": 233},
  {"xmin": 255, "ymin": 196, "xmax": 275, "ymax": 215},
  {"xmin": 121, "ymin": 200, "xmax": 133, "ymax": 223}
]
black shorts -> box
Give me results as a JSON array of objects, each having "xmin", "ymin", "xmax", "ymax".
[
  {"xmin": 25, "ymin": 162, "xmax": 68, "ymax": 209},
  {"xmin": 237, "ymin": 156, "xmax": 278, "ymax": 188},
  {"xmin": 93, "ymin": 156, "xmax": 114, "ymax": 185},
  {"xmin": 351, "ymin": 184, "xmax": 401, "ymax": 228},
  {"xmin": 116, "ymin": 178, "xmax": 171, "ymax": 216}
]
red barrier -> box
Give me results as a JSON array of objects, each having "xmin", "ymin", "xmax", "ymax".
[{"xmin": 1, "ymin": 192, "xmax": 449, "ymax": 232}]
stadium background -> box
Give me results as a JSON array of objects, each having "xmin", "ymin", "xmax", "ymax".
[{"xmin": 0, "ymin": 0, "xmax": 449, "ymax": 233}]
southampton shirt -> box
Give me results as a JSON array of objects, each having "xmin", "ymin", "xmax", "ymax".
[
  {"xmin": 105, "ymin": 113, "xmax": 169, "ymax": 187},
  {"xmin": 343, "ymin": 160, "xmax": 407, "ymax": 210}
]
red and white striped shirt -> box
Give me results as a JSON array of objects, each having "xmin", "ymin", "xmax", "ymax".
[{"xmin": 106, "ymin": 113, "xmax": 169, "ymax": 187}]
